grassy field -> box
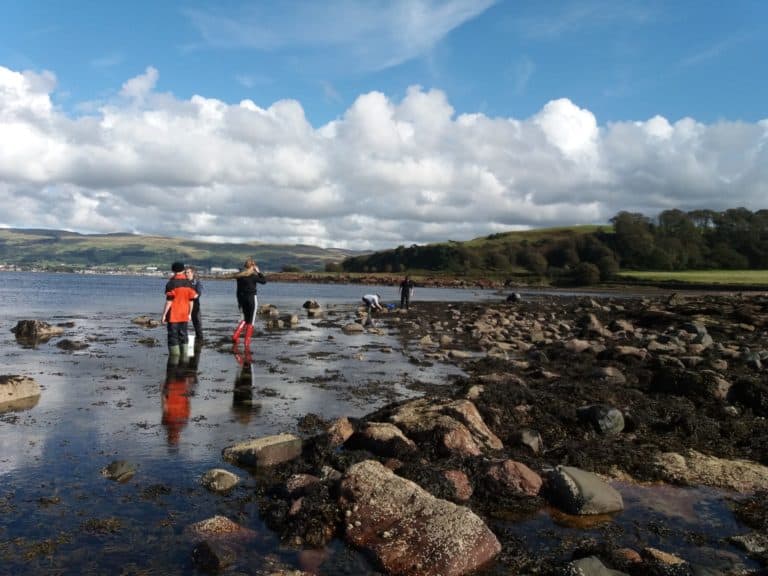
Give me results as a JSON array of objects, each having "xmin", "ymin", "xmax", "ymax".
[{"xmin": 617, "ymin": 270, "xmax": 768, "ymax": 285}]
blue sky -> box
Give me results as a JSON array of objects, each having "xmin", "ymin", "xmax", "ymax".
[{"xmin": 0, "ymin": 1, "xmax": 766, "ymax": 249}]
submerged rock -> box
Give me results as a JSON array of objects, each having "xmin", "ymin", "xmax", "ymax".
[
  {"xmin": 201, "ymin": 468, "xmax": 240, "ymax": 492},
  {"xmin": 11, "ymin": 319, "xmax": 64, "ymax": 342},
  {"xmin": 100, "ymin": 460, "xmax": 137, "ymax": 483},
  {"xmin": 0, "ymin": 374, "xmax": 41, "ymax": 412}
]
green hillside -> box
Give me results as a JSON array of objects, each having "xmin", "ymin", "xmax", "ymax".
[
  {"xmin": 0, "ymin": 228, "xmax": 360, "ymax": 273},
  {"xmin": 342, "ymin": 224, "xmax": 612, "ymax": 281}
]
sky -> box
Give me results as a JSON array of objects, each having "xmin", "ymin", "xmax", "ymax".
[{"xmin": 0, "ymin": 0, "xmax": 766, "ymax": 250}]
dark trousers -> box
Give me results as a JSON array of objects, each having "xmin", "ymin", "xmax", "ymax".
[
  {"xmin": 191, "ymin": 299, "xmax": 202, "ymax": 338},
  {"xmin": 167, "ymin": 322, "xmax": 188, "ymax": 348}
]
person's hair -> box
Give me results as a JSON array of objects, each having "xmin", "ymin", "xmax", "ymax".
[
  {"xmin": 171, "ymin": 261, "xmax": 185, "ymax": 273},
  {"xmin": 186, "ymin": 265, "xmax": 196, "ymax": 273},
  {"xmin": 244, "ymin": 258, "xmax": 256, "ymax": 269}
]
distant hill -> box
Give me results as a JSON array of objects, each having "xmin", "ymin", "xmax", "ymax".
[{"xmin": 0, "ymin": 228, "xmax": 362, "ymax": 272}]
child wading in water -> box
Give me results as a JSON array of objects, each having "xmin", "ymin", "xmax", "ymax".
[{"xmin": 161, "ymin": 261, "xmax": 198, "ymax": 359}]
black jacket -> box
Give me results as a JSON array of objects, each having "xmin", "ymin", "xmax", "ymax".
[{"xmin": 236, "ymin": 272, "xmax": 266, "ymax": 299}]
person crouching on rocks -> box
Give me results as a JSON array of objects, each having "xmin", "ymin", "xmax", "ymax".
[
  {"xmin": 230, "ymin": 258, "xmax": 267, "ymax": 350},
  {"xmin": 161, "ymin": 261, "xmax": 198, "ymax": 358},
  {"xmin": 362, "ymin": 293, "xmax": 384, "ymax": 327}
]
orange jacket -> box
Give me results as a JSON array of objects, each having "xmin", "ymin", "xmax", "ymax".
[{"xmin": 165, "ymin": 273, "xmax": 198, "ymax": 323}]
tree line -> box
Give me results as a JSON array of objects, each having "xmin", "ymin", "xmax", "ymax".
[{"xmin": 335, "ymin": 208, "xmax": 768, "ymax": 285}]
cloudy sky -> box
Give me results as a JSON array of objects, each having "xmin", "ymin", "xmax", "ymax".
[{"xmin": 0, "ymin": 1, "xmax": 766, "ymax": 249}]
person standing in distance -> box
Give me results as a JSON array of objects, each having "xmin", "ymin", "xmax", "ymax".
[
  {"xmin": 399, "ymin": 275, "xmax": 415, "ymax": 309},
  {"xmin": 185, "ymin": 265, "xmax": 203, "ymax": 343},
  {"xmin": 231, "ymin": 258, "xmax": 267, "ymax": 350}
]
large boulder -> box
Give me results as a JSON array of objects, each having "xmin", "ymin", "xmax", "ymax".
[{"xmin": 339, "ymin": 460, "xmax": 501, "ymax": 576}]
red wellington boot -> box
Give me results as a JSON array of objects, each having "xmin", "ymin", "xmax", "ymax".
[
  {"xmin": 232, "ymin": 320, "xmax": 246, "ymax": 344},
  {"xmin": 244, "ymin": 324, "xmax": 254, "ymax": 349}
]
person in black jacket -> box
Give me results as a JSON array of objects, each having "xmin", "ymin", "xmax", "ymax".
[
  {"xmin": 185, "ymin": 265, "xmax": 203, "ymax": 342},
  {"xmin": 230, "ymin": 258, "xmax": 267, "ymax": 349},
  {"xmin": 399, "ymin": 275, "xmax": 415, "ymax": 309}
]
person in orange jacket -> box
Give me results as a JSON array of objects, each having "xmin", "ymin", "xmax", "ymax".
[{"xmin": 161, "ymin": 261, "xmax": 198, "ymax": 356}]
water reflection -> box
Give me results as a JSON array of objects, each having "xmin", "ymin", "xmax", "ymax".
[
  {"xmin": 161, "ymin": 347, "xmax": 200, "ymax": 447},
  {"xmin": 233, "ymin": 350, "xmax": 262, "ymax": 424}
]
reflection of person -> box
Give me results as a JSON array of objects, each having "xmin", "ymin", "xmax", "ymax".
[
  {"xmin": 161, "ymin": 262, "xmax": 198, "ymax": 357},
  {"xmin": 399, "ymin": 276, "xmax": 415, "ymax": 309},
  {"xmin": 232, "ymin": 351, "xmax": 261, "ymax": 424},
  {"xmin": 230, "ymin": 258, "xmax": 267, "ymax": 349},
  {"xmin": 361, "ymin": 293, "xmax": 384, "ymax": 326},
  {"xmin": 185, "ymin": 266, "xmax": 203, "ymax": 342},
  {"xmin": 162, "ymin": 358, "xmax": 196, "ymax": 446}
]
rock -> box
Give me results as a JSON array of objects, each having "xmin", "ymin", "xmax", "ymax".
[
  {"xmin": 222, "ymin": 433, "xmax": 302, "ymax": 468},
  {"xmin": 485, "ymin": 459, "xmax": 542, "ymax": 497},
  {"xmin": 561, "ymin": 556, "xmax": 629, "ymax": 575},
  {"xmin": 302, "ymin": 300, "xmax": 321, "ymax": 309},
  {"xmin": 579, "ymin": 313, "xmax": 611, "ymax": 338},
  {"xmin": 56, "ymin": 339, "xmax": 89, "ymax": 351},
  {"xmin": 577, "ymin": 404, "xmax": 625, "ymax": 435},
  {"xmin": 11, "ymin": 319, "xmax": 64, "ymax": 342},
  {"xmin": 565, "ymin": 339, "xmax": 592, "ymax": 353},
  {"xmin": 545, "ymin": 465, "xmax": 624, "ymax": 515},
  {"xmin": 101, "ymin": 460, "xmax": 136, "ymax": 483},
  {"xmin": 342, "ymin": 323, "xmax": 364, "ymax": 333},
  {"xmin": 285, "ymin": 474, "xmax": 321, "ymax": 496},
  {"xmin": 185, "ymin": 515, "xmax": 257, "ymax": 541},
  {"xmin": 326, "ymin": 417, "xmax": 355, "ymax": 446},
  {"xmin": 339, "ymin": 460, "xmax": 501, "ymax": 576},
  {"xmin": 653, "ymin": 450, "xmax": 768, "ymax": 492},
  {"xmin": 728, "ymin": 531, "xmax": 768, "ymax": 556},
  {"xmin": 192, "ymin": 540, "xmax": 237, "ymax": 571},
  {"xmin": 512, "ymin": 428, "xmax": 544, "ymax": 454},
  {"xmin": 613, "ymin": 345, "xmax": 647, "ymax": 360},
  {"xmin": 345, "ymin": 422, "xmax": 418, "ymax": 458},
  {"xmin": 0, "ymin": 375, "xmax": 41, "ymax": 411},
  {"xmin": 443, "ymin": 469, "xmax": 473, "ymax": 502},
  {"xmin": 132, "ymin": 315, "xmax": 159, "ymax": 328},
  {"xmin": 593, "ymin": 366, "xmax": 626, "ymax": 385},
  {"xmin": 186, "ymin": 515, "xmax": 258, "ymax": 570},
  {"xmin": 641, "ymin": 547, "xmax": 686, "ymax": 565},
  {"xmin": 201, "ymin": 468, "xmax": 240, "ymax": 492}
]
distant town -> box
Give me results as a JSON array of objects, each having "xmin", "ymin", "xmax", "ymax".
[{"xmin": 0, "ymin": 264, "xmax": 242, "ymax": 276}]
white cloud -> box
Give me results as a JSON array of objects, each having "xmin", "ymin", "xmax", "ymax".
[
  {"xmin": 0, "ymin": 64, "xmax": 766, "ymax": 249},
  {"xmin": 119, "ymin": 66, "xmax": 159, "ymax": 102}
]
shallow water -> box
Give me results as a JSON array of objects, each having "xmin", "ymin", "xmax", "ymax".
[{"xmin": 0, "ymin": 273, "xmax": 761, "ymax": 574}]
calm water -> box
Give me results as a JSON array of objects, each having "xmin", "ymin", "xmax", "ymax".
[
  {"xmin": 0, "ymin": 272, "xmax": 492, "ymax": 574},
  {"xmin": 0, "ymin": 273, "xmax": 760, "ymax": 575}
]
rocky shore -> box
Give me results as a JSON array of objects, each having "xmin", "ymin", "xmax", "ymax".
[{"xmin": 211, "ymin": 291, "xmax": 768, "ymax": 575}]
